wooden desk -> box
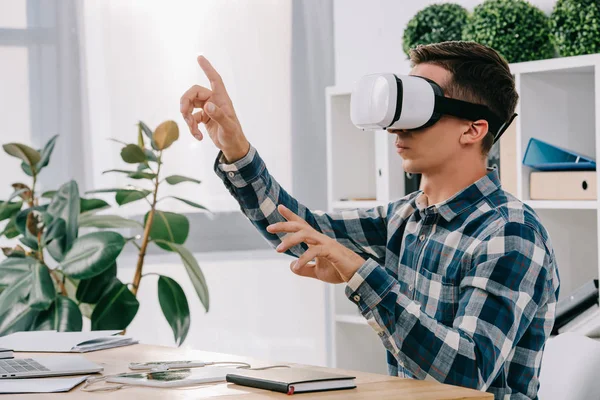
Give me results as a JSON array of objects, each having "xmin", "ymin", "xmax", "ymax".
[{"xmin": 12, "ymin": 344, "xmax": 492, "ymax": 399}]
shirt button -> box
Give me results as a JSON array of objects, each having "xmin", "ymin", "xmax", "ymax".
[
  {"xmin": 408, "ymin": 284, "xmax": 413, "ymax": 291},
  {"xmin": 228, "ymin": 172, "xmax": 235, "ymax": 178},
  {"xmin": 419, "ymin": 234, "xmax": 425, "ymax": 242},
  {"xmin": 353, "ymin": 295, "xmax": 361, "ymax": 302}
]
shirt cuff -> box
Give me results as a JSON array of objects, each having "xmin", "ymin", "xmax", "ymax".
[
  {"xmin": 213, "ymin": 145, "xmax": 264, "ymax": 188},
  {"xmin": 345, "ymin": 258, "xmax": 396, "ymax": 314}
]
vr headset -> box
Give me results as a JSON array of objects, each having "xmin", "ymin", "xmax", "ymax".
[{"xmin": 350, "ymin": 73, "xmax": 517, "ymax": 144}]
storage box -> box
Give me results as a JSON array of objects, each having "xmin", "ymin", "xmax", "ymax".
[{"xmin": 530, "ymin": 171, "xmax": 597, "ymax": 200}]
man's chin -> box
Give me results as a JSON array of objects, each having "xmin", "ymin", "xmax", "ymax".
[{"xmin": 401, "ymin": 159, "xmax": 422, "ymax": 175}]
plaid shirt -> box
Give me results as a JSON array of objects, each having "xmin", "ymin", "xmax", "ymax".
[{"xmin": 215, "ymin": 145, "xmax": 560, "ymax": 400}]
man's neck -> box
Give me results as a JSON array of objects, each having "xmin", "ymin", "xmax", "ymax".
[{"xmin": 419, "ymin": 159, "xmax": 488, "ymax": 206}]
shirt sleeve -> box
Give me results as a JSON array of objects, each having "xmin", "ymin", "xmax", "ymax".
[
  {"xmin": 344, "ymin": 221, "xmax": 557, "ymax": 391},
  {"xmin": 214, "ymin": 145, "xmax": 388, "ymax": 262}
]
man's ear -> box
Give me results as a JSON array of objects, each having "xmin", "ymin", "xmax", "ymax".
[{"xmin": 459, "ymin": 119, "xmax": 489, "ymax": 146}]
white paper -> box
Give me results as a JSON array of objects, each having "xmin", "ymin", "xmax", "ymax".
[
  {"xmin": 0, "ymin": 375, "xmax": 88, "ymax": 393},
  {"xmin": 0, "ymin": 331, "xmax": 122, "ymax": 352}
]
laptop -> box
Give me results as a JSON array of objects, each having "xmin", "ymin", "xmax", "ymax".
[{"xmin": 0, "ymin": 355, "xmax": 103, "ymax": 379}]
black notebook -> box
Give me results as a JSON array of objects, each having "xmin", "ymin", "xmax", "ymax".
[{"xmin": 225, "ymin": 367, "xmax": 356, "ymax": 395}]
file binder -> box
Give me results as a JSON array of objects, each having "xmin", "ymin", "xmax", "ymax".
[{"xmin": 523, "ymin": 138, "xmax": 596, "ymax": 171}]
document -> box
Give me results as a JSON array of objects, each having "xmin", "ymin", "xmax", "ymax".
[
  {"xmin": 0, "ymin": 331, "xmax": 137, "ymax": 352},
  {"xmin": 0, "ymin": 375, "xmax": 88, "ymax": 393}
]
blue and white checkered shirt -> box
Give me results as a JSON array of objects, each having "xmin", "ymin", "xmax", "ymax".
[{"xmin": 215, "ymin": 145, "xmax": 560, "ymax": 400}]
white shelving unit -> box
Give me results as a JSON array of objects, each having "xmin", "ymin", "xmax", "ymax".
[{"xmin": 325, "ymin": 53, "xmax": 600, "ymax": 374}]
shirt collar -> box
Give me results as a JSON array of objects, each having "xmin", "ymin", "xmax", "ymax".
[{"xmin": 415, "ymin": 168, "xmax": 501, "ymax": 223}]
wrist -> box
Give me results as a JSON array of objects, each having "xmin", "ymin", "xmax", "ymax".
[
  {"xmin": 222, "ymin": 139, "xmax": 250, "ymax": 163},
  {"xmin": 343, "ymin": 252, "xmax": 366, "ymax": 282}
]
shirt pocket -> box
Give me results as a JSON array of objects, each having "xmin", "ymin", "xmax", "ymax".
[{"xmin": 414, "ymin": 267, "xmax": 459, "ymax": 326}]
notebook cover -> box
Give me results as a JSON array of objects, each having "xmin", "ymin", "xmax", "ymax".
[{"xmin": 225, "ymin": 367, "xmax": 356, "ymax": 394}]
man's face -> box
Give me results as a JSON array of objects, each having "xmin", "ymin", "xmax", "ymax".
[{"xmin": 388, "ymin": 63, "xmax": 470, "ymax": 175}]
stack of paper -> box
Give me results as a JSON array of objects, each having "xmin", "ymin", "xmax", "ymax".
[{"xmin": 0, "ymin": 330, "xmax": 138, "ymax": 353}]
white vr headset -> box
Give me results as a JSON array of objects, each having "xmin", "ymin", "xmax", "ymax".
[{"xmin": 350, "ymin": 73, "xmax": 517, "ymax": 144}]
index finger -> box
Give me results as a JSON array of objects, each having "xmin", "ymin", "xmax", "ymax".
[
  {"xmin": 277, "ymin": 204, "xmax": 304, "ymax": 223},
  {"xmin": 197, "ymin": 55, "xmax": 226, "ymax": 93}
]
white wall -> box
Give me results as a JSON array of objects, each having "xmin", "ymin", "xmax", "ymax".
[
  {"xmin": 117, "ymin": 250, "xmax": 328, "ymax": 367},
  {"xmin": 333, "ymin": 0, "xmax": 557, "ymax": 86},
  {"xmin": 80, "ymin": 0, "xmax": 292, "ymax": 213}
]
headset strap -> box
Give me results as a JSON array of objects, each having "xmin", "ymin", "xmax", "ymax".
[{"xmin": 434, "ymin": 96, "xmax": 516, "ymax": 144}]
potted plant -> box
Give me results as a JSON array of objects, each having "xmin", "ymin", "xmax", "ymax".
[{"xmin": 0, "ymin": 121, "xmax": 209, "ymax": 346}]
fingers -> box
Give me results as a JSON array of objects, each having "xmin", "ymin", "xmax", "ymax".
[
  {"xmin": 290, "ymin": 260, "xmax": 318, "ymax": 279},
  {"xmin": 197, "ymin": 55, "xmax": 226, "ymax": 93},
  {"xmin": 294, "ymin": 246, "xmax": 322, "ymax": 270},
  {"xmin": 277, "ymin": 204, "xmax": 303, "ymax": 222},
  {"xmin": 180, "ymin": 85, "xmax": 212, "ymax": 115},
  {"xmin": 275, "ymin": 230, "xmax": 321, "ymax": 253},
  {"xmin": 203, "ymin": 102, "xmax": 237, "ymax": 133},
  {"xmin": 192, "ymin": 110, "xmax": 210, "ymax": 125},
  {"xmin": 266, "ymin": 221, "xmax": 304, "ymax": 234}
]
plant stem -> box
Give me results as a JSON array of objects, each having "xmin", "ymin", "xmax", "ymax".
[
  {"xmin": 50, "ymin": 269, "xmax": 67, "ymax": 296},
  {"xmin": 30, "ymin": 172, "xmax": 37, "ymax": 208},
  {"xmin": 131, "ymin": 152, "xmax": 162, "ymax": 297}
]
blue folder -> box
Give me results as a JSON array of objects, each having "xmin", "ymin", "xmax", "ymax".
[{"xmin": 522, "ymin": 138, "xmax": 596, "ymax": 171}]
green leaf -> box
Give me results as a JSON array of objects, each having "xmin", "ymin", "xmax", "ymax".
[
  {"xmin": 138, "ymin": 125, "xmax": 145, "ymax": 148},
  {"xmin": 103, "ymin": 169, "xmax": 137, "ymax": 175},
  {"xmin": 47, "ymin": 181, "xmax": 80, "ymax": 251},
  {"xmin": 0, "ymin": 188, "xmax": 29, "ymax": 217},
  {"xmin": 42, "ymin": 217, "xmax": 66, "ymax": 245},
  {"xmin": 0, "ymin": 272, "xmax": 32, "ymax": 312},
  {"xmin": 60, "ymin": 231, "xmax": 125, "ymax": 279},
  {"xmin": 144, "ymin": 149, "xmax": 158, "ymax": 162},
  {"xmin": 146, "ymin": 211, "xmax": 189, "ymax": 251},
  {"xmin": 0, "ymin": 257, "xmax": 37, "ymax": 287},
  {"xmin": 91, "ymin": 278, "xmax": 139, "ymax": 330},
  {"xmin": 164, "ymin": 175, "xmax": 202, "ymax": 185},
  {"xmin": 154, "ymin": 240, "xmax": 209, "ymax": 312},
  {"xmin": 121, "ymin": 144, "xmax": 147, "ymax": 164},
  {"xmin": 79, "ymin": 214, "xmax": 143, "ymax": 229},
  {"xmin": 163, "ymin": 196, "xmax": 209, "ymax": 211},
  {"xmin": 128, "ymin": 171, "xmax": 156, "ymax": 180},
  {"xmin": 41, "ymin": 190, "xmax": 57, "ymax": 199},
  {"xmin": 36, "ymin": 135, "xmax": 59, "ymax": 171},
  {"xmin": 80, "ymin": 198, "xmax": 110, "ymax": 215},
  {"xmin": 21, "ymin": 162, "xmax": 33, "ymax": 177},
  {"xmin": 152, "ymin": 120, "xmax": 179, "ymax": 150},
  {"xmin": 139, "ymin": 121, "xmax": 159, "ymax": 150},
  {"xmin": 139, "ymin": 121, "xmax": 153, "ymax": 141},
  {"xmin": 158, "ymin": 276, "xmax": 190, "ymax": 346},
  {"xmin": 29, "ymin": 263, "xmax": 56, "ymax": 310},
  {"xmin": 19, "ymin": 236, "xmax": 39, "ymax": 250},
  {"xmin": 32, "ymin": 296, "xmax": 82, "ymax": 332},
  {"xmin": 2, "ymin": 217, "xmax": 19, "ymax": 239},
  {"xmin": 0, "ymin": 302, "xmax": 38, "ymax": 335},
  {"xmin": 3, "ymin": 143, "xmax": 41, "ymax": 169},
  {"xmin": 103, "ymin": 169, "xmax": 156, "ymax": 180},
  {"xmin": 86, "ymin": 188, "xmax": 126, "ymax": 194},
  {"xmin": 1, "ymin": 245, "xmax": 26, "ymax": 258},
  {"xmin": 116, "ymin": 189, "xmax": 152, "ymax": 206},
  {"xmin": 0, "ymin": 200, "xmax": 22, "ymax": 222},
  {"xmin": 76, "ymin": 262, "xmax": 117, "ymax": 304}
]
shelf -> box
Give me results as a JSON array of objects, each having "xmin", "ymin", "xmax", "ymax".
[
  {"xmin": 509, "ymin": 53, "xmax": 599, "ymax": 75},
  {"xmin": 332, "ymin": 200, "xmax": 385, "ymax": 210},
  {"xmin": 335, "ymin": 314, "xmax": 368, "ymax": 326},
  {"xmin": 525, "ymin": 200, "xmax": 598, "ymax": 210}
]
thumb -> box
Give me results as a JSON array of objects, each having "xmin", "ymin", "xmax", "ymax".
[{"xmin": 204, "ymin": 102, "xmax": 235, "ymax": 130}]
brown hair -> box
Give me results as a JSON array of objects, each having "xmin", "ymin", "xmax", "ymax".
[{"xmin": 409, "ymin": 41, "xmax": 518, "ymax": 155}]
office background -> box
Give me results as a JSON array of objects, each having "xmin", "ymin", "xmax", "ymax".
[{"xmin": 0, "ymin": 0, "xmax": 591, "ymax": 374}]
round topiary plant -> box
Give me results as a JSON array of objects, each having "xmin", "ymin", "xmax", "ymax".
[
  {"xmin": 402, "ymin": 3, "xmax": 469, "ymax": 58},
  {"xmin": 551, "ymin": 0, "xmax": 600, "ymax": 57},
  {"xmin": 463, "ymin": 0, "xmax": 555, "ymax": 63}
]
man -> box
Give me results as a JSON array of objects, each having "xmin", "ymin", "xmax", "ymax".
[{"xmin": 180, "ymin": 41, "xmax": 560, "ymax": 399}]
